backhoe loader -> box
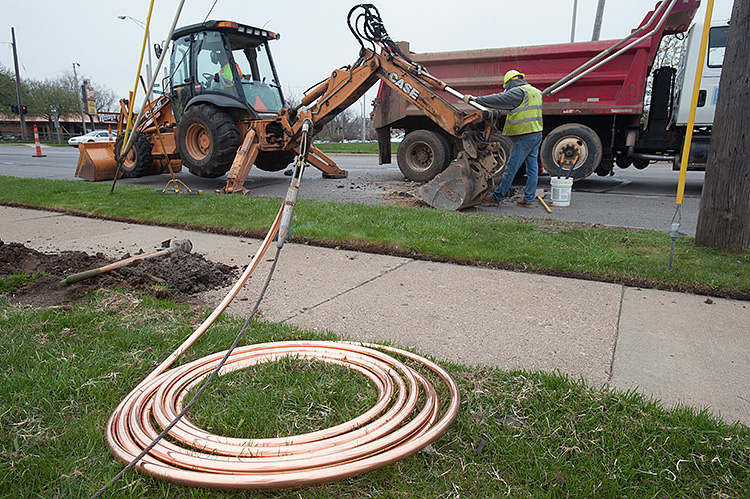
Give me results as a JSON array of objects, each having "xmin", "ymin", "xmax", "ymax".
[{"xmin": 77, "ymin": 4, "xmax": 503, "ymax": 210}]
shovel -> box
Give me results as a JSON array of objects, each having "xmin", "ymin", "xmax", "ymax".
[{"xmin": 59, "ymin": 239, "xmax": 192, "ymax": 287}]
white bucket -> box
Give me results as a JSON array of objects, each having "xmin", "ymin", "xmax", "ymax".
[{"xmin": 550, "ymin": 177, "xmax": 573, "ymax": 206}]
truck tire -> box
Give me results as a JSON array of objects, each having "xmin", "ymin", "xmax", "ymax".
[
  {"xmin": 540, "ymin": 124, "xmax": 602, "ymax": 180},
  {"xmin": 489, "ymin": 132, "xmax": 513, "ymax": 184},
  {"xmin": 396, "ymin": 130, "xmax": 451, "ymax": 182},
  {"xmin": 176, "ymin": 104, "xmax": 241, "ymax": 178},
  {"xmin": 254, "ymin": 150, "xmax": 295, "ymax": 172},
  {"xmin": 114, "ymin": 132, "xmax": 153, "ymax": 178}
]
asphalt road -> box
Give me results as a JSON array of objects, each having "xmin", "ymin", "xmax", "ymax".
[{"xmin": 0, "ymin": 144, "xmax": 705, "ymax": 236}]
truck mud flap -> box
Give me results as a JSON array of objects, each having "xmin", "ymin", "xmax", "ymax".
[
  {"xmin": 413, "ymin": 152, "xmax": 491, "ymax": 210},
  {"xmin": 75, "ymin": 142, "xmax": 118, "ymax": 181}
]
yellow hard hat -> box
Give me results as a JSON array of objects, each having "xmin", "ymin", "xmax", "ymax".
[{"xmin": 503, "ymin": 69, "xmax": 524, "ymax": 87}]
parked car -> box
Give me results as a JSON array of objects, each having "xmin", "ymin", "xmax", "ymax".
[{"xmin": 68, "ymin": 130, "xmax": 116, "ymax": 147}]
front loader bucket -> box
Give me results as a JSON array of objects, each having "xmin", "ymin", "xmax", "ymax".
[
  {"xmin": 75, "ymin": 142, "xmax": 118, "ymax": 181},
  {"xmin": 414, "ymin": 153, "xmax": 491, "ymax": 210}
]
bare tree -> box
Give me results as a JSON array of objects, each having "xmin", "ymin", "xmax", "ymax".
[
  {"xmin": 317, "ymin": 108, "xmax": 359, "ymax": 142},
  {"xmin": 695, "ymin": 0, "xmax": 750, "ymax": 251}
]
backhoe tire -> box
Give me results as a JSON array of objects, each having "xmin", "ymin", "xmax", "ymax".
[
  {"xmin": 115, "ymin": 132, "xmax": 153, "ymax": 178},
  {"xmin": 254, "ymin": 150, "xmax": 295, "ymax": 172},
  {"xmin": 540, "ymin": 123, "xmax": 602, "ymax": 181},
  {"xmin": 396, "ymin": 130, "xmax": 451, "ymax": 182},
  {"xmin": 489, "ymin": 132, "xmax": 513, "ymax": 184},
  {"xmin": 176, "ymin": 104, "xmax": 241, "ymax": 178}
]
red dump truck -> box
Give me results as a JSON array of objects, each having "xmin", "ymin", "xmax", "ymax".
[{"xmin": 372, "ymin": 0, "xmax": 727, "ymax": 181}]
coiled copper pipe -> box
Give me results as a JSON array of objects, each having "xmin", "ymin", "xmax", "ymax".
[
  {"xmin": 102, "ymin": 203, "xmax": 460, "ymax": 490},
  {"xmin": 106, "ymin": 341, "xmax": 459, "ymax": 490}
]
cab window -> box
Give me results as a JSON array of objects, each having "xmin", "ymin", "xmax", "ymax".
[
  {"xmin": 707, "ymin": 26, "xmax": 728, "ymax": 68},
  {"xmin": 193, "ymin": 31, "xmax": 243, "ymax": 100}
]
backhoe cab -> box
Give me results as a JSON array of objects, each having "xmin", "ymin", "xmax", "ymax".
[{"xmin": 169, "ymin": 20, "xmax": 294, "ymax": 178}]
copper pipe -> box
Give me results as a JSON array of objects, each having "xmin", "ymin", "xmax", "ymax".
[
  {"xmin": 103, "ymin": 203, "xmax": 460, "ymax": 490},
  {"xmin": 106, "ymin": 340, "xmax": 459, "ymax": 490}
]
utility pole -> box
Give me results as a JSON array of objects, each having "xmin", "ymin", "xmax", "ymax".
[
  {"xmin": 72, "ymin": 62, "xmax": 87, "ymax": 134},
  {"xmin": 696, "ymin": 0, "xmax": 750, "ymax": 251},
  {"xmin": 10, "ymin": 27, "xmax": 28, "ymax": 141},
  {"xmin": 592, "ymin": 0, "xmax": 606, "ymax": 41}
]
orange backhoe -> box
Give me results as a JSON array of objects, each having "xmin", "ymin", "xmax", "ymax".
[{"xmin": 76, "ymin": 4, "xmax": 505, "ymax": 210}]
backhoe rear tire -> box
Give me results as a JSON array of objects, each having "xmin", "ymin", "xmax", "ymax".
[
  {"xmin": 176, "ymin": 104, "xmax": 241, "ymax": 178},
  {"xmin": 115, "ymin": 132, "xmax": 153, "ymax": 178},
  {"xmin": 396, "ymin": 130, "xmax": 451, "ymax": 182}
]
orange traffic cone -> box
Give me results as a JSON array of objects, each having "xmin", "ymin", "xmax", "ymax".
[
  {"xmin": 108, "ymin": 125, "xmax": 114, "ymax": 142},
  {"xmin": 32, "ymin": 124, "xmax": 46, "ymax": 158}
]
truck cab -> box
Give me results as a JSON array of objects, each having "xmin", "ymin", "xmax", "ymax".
[{"xmin": 674, "ymin": 19, "xmax": 728, "ymax": 128}]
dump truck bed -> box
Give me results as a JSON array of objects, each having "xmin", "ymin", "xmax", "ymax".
[{"xmin": 373, "ymin": 0, "xmax": 700, "ymax": 128}]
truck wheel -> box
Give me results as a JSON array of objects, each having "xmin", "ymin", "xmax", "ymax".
[
  {"xmin": 540, "ymin": 124, "xmax": 602, "ymax": 180},
  {"xmin": 396, "ymin": 130, "xmax": 451, "ymax": 182},
  {"xmin": 114, "ymin": 132, "xmax": 153, "ymax": 178},
  {"xmin": 254, "ymin": 150, "xmax": 295, "ymax": 172},
  {"xmin": 489, "ymin": 132, "xmax": 513, "ymax": 184},
  {"xmin": 632, "ymin": 158, "xmax": 649, "ymax": 169},
  {"xmin": 176, "ymin": 104, "xmax": 240, "ymax": 178}
]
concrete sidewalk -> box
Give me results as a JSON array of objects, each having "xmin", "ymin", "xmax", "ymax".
[{"xmin": 2, "ymin": 206, "xmax": 748, "ymax": 425}]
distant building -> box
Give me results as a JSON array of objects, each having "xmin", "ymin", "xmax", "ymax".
[{"xmin": 0, "ymin": 112, "xmax": 119, "ymax": 142}]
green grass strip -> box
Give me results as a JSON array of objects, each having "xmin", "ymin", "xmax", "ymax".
[{"xmin": 0, "ymin": 176, "xmax": 747, "ymax": 296}]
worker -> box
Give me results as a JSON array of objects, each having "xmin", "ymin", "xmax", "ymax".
[
  {"xmin": 463, "ymin": 70, "xmax": 543, "ymax": 208},
  {"xmin": 210, "ymin": 50, "xmax": 241, "ymax": 86}
]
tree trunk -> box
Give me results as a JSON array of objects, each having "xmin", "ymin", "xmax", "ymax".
[{"xmin": 695, "ymin": 0, "xmax": 750, "ymax": 251}]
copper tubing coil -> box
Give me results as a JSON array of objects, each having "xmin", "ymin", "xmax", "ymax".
[
  {"xmin": 105, "ymin": 341, "xmax": 459, "ymax": 490},
  {"xmin": 103, "ymin": 203, "xmax": 460, "ymax": 490}
]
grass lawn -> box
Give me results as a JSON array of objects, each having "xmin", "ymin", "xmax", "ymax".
[
  {"xmin": 1, "ymin": 289, "xmax": 747, "ymax": 498},
  {"xmin": 0, "ymin": 172, "xmax": 748, "ymax": 497}
]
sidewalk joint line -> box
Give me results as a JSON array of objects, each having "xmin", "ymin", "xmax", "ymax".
[
  {"xmin": 281, "ymin": 259, "xmax": 414, "ymax": 322},
  {"xmin": 607, "ymin": 284, "xmax": 627, "ymax": 387}
]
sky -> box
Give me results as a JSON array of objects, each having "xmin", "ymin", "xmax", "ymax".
[{"xmin": 1, "ymin": 0, "xmax": 734, "ymax": 113}]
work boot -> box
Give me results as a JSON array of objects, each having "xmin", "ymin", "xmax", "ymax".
[
  {"xmin": 517, "ymin": 200, "xmax": 534, "ymax": 208},
  {"xmin": 484, "ymin": 193, "xmax": 501, "ymax": 205}
]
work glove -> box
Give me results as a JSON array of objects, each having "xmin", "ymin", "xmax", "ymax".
[{"xmin": 462, "ymin": 94, "xmax": 476, "ymax": 104}]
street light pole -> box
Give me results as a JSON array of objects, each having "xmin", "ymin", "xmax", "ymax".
[
  {"xmin": 592, "ymin": 0, "xmax": 606, "ymax": 41},
  {"xmin": 570, "ymin": 0, "xmax": 578, "ymax": 43},
  {"xmin": 118, "ymin": 15, "xmax": 153, "ymax": 93},
  {"xmin": 72, "ymin": 62, "xmax": 87, "ymax": 134}
]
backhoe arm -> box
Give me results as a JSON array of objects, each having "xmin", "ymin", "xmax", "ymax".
[{"xmin": 290, "ymin": 47, "xmax": 489, "ymax": 151}]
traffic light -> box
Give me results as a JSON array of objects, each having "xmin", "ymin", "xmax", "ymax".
[
  {"xmin": 21, "ymin": 105, "xmax": 28, "ymax": 115},
  {"xmin": 10, "ymin": 105, "xmax": 18, "ymax": 114}
]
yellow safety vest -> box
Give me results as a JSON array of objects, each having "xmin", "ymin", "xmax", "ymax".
[{"xmin": 502, "ymin": 84, "xmax": 543, "ymax": 136}]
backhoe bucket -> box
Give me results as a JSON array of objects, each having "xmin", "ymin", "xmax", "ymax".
[
  {"xmin": 414, "ymin": 153, "xmax": 491, "ymax": 210},
  {"xmin": 75, "ymin": 142, "xmax": 118, "ymax": 181}
]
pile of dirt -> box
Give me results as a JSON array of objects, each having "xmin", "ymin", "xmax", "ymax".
[{"xmin": 0, "ymin": 240, "xmax": 238, "ymax": 308}]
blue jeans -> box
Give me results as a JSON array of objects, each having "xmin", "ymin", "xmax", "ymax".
[{"xmin": 491, "ymin": 133, "xmax": 542, "ymax": 203}]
